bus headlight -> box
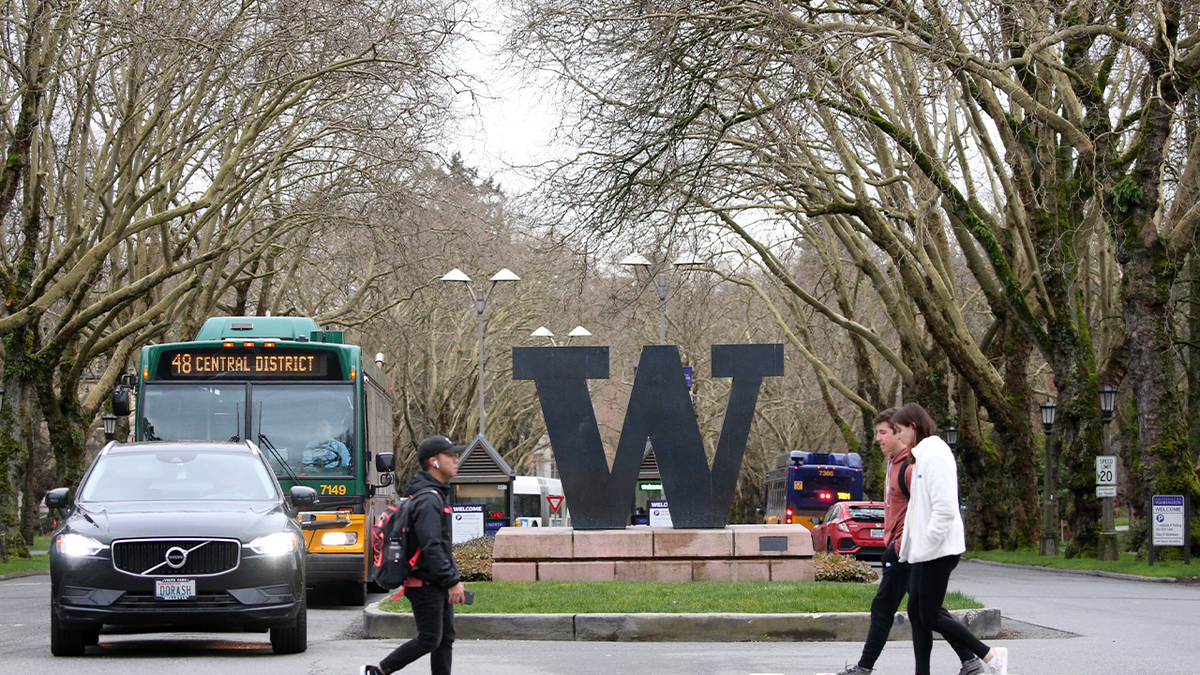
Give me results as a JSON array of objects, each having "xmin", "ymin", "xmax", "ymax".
[
  {"xmin": 57, "ymin": 534, "xmax": 107, "ymax": 557},
  {"xmin": 248, "ymin": 532, "xmax": 299, "ymax": 556},
  {"xmin": 321, "ymin": 532, "xmax": 358, "ymax": 546}
]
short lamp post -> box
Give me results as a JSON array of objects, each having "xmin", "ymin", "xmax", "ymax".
[
  {"xmin": 1040, "ymin": 400, "xmax": 1058, "ymax": 556},
  {"xmin": 1098, "ymin": 384, "xmax": 1119, "ymax": 561},
  {"xmin": 531, "ymin": 326, "xmax": 591, "ymax": 347},
  {"xmin": 442, "ymin": 268, "xmax": 520, "ymax": 439},
  {"xmin": 943, "ymin": 426, "xmax": 958, "ymax": 450},
  {"xmin": 619, "ymin": 253, "xmax": 704, "ymax": 345},
  {"xmin": 102, "ymin": 414, "xmax": 117, "ymax": 441}
]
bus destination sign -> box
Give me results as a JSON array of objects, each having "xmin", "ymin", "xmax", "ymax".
[{"xmin": 161, "ymin": 350, "xmax": 331, "ymax": 379}]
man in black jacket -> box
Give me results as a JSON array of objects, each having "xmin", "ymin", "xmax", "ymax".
[{"xmin": 362, "ymin": 436, "xmax": 467, "ymax": 675}]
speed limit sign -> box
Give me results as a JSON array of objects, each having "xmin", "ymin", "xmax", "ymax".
[{"xmin": 1096, "ymin": 456, "xmax": 1117, "ymax": 486}]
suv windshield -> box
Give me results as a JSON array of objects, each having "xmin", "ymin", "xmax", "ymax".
[{"xmin": 80, "ymin": 450, "xmax": 278, "ymax": 502}]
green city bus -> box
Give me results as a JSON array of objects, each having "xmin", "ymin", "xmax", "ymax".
[{"xmin": 121, "ymin": 316, "xmax": 396, "ymax": 605}]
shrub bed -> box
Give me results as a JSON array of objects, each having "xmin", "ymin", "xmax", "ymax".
[
  {"xmin": 453, "ymin": 536, "xmax": 495, "ymax": 581},
  {"xmin": 814, "ymin": 552, "xmax": 878, "ymax": 583}
]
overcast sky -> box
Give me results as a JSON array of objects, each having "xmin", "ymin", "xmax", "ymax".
[{"xmin": 441, "ymin": 6, "xmax": 562, "ymax": 195}]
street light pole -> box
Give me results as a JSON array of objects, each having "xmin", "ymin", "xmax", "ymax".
[
  {"xmin": 619, "ymin": 253, "xmax": 704, "ymax": 345},
  {"xmin": 1040, "ymin": 400, "xmax": 1058, "ymax": 556},
  {"xmin": 442, "ymin": 268, "xmax": 520, "ymax": 439}
]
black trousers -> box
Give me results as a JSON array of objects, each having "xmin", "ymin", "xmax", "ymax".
[
  {"xmin": 908, "ymin": 554, "xmax": 989, "ymax": 675},
  {"xmin": 380, "ymin": 584, "xmax": 455, "ymax": 675},
  {"xmin": 858, "ymin": 546, "xmax": 972, "ymax": 669}
]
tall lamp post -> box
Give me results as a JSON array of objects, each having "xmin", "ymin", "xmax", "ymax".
[
  {"xmin": 1098, "ymin": 384, "xmax": 1119, "ymax": 561},
  {"xmin": 619, "ymin": 253, "xmax": 704, "ymax": 344},
  {"xmin": 1040, "ymin": 400, "xmax": 1058, "ymax": 556},
  {"xmin": 442, "ymin": 268, "xmax": 520, "ymax": 439}
]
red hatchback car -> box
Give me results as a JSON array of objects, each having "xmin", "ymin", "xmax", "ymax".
[{"xmin": 812, "ymin": 501, "xmax": 887, "ymax": 560}]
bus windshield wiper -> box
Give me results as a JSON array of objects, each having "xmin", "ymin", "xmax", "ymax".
[
  {"xmin": 229, "ymin": 402, "xmax": 242, "ymax": 442},
  {"xmin": 258, "ymin": 432, "xmax": 301, "ymax": 485}
]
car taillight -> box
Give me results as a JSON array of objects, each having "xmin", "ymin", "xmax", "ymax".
[{"xmin": 837, "ymin": 522, "xmax": 850, "ymax": 532}]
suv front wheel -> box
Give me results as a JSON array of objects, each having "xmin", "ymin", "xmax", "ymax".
[
  {"xmin": 270, "ymin": 598, "xmax": 307, "ymax": 654},
  {"xmin": 50, "ymin": 611, "xmax": 93, "ymax": 657}
]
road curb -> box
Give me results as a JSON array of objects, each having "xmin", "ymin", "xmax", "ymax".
[
  {"xmin": 362, "ymin": 602, "xmax": 1000, "ymax": 642},
  {"xmin": 0, "ymin": 571, "xmax": 49, "ymax": 581},
  {"xmin": 962, "ymin": 557, "xmax": 1179, "ymax": 583}
]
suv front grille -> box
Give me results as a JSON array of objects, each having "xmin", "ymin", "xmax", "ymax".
[{"xmin": 112, "ymin": 539, "xmax": 240, "ymax": 576}]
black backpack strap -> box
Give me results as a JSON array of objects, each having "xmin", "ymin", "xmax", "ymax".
[{"xmin": 899, "ymin": 459, "xmax": 911, "ymax": 499}]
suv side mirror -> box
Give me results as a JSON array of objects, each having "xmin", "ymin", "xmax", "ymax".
[
  {"xmin": 45, "ymin": 487, "xmax": 71, "ymax": 518},
  {"xmin": 112, "ymin": 386, "xmax": 132, "ymax": 417},
  {"xmin": 375, "ymin": 452, "xmax": 395, "ymax": 473},
  {"xmin": 289, "ymin": 486, "xmax": 318, "ymax": 508},
  {"xmin": 46, "ymin": 487, "xmax": 71, "ymax": 509}
]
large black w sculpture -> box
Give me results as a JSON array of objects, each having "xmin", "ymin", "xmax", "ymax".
[{"xmin": 512, "ymin": 344, "xmax": 783, "ymax": 529}]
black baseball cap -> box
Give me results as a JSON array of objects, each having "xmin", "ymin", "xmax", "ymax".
[{"xmin": 416, "ymin": 435, "xmax": 466, "ymax": 461}]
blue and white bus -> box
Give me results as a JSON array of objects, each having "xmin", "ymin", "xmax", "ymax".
[{"xmin": 764, "ymin": 451, "xmax": 863, "ymax": 528}]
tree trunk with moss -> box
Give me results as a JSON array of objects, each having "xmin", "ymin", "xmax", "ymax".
[{"xmin": 956, "ymin": 385, "xmax": 1004, "ymax": 550}]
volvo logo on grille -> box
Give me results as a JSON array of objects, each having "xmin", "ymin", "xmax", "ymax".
[{"xmin": 164, "ymin": 547, "xmax": 188, "ymax": 569}]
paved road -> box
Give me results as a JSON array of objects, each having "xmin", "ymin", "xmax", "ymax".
[{"xmin": 3, "ymin": 561, "xmax": 1198, "ymax": 675}]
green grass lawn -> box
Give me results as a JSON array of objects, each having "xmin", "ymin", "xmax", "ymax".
[
  {"xmin": 0, "ymin": 535, "xmax": 53, "ymax": 576},
  {"xmin": 963, "ymin": 549, "xmax": 1197, "ymax": 579},
  {"xmin": 0, "ymin": 553, "xmax": 51, "ymax": 577},
  {"xmin": 379, "ymin": 581, "xmax": 982, "ymax": 614}
]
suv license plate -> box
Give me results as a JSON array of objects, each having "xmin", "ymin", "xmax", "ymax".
[
  {"xmin": 870, "ymin": 528, "xmax": 884, "ymax": 538},
  {"xmin": 155, "ymin": 579, "xmax": 196, "ymax": 600}
]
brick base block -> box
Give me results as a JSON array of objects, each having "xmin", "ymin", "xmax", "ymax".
[{"xmin": 492, "ymin": 526, "xmax": 815, "ymax": 582}]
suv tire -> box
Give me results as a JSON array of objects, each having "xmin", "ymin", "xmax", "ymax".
[
  {"xmin": 270, "ymin": 598, "xmax": 307, "ymax": 654},
  {"xmin": 50, "ymin": 611, "xmax": 88, "ymax": 657}
]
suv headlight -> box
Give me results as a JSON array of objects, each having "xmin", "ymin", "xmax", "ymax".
[
  {"xmin": 57, "ymin": 534, "xmax": 107, "ymax": 557},
  {"xmin": 247, "ymin": 532, "xmax": 300, "ymax": 556}
]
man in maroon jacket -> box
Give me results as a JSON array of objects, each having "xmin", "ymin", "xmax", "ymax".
[{"xmin": 823, "ymin": 409, "xmax": 975, "ymax": 675}]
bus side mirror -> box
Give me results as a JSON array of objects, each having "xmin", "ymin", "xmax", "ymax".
[
  {"xmin": 375, "ymin": 453, "xmax": 395, "ymax": 473},
  {"xmin": 112, "ymin": 386, "xmax": 132, "ymax": 417},
  {"xmin": 290, "ymin": 486, "xmax": 318, "ymax": 508}
]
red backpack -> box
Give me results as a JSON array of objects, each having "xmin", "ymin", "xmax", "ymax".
[{"xmin": 369, "ymin": 488, "xmax": 440, "ymax": 591}]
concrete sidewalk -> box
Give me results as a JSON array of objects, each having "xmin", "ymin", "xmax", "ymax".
[{"xmin": 362, "ymin": 602, "xmax": 1001, "ymax": 642}]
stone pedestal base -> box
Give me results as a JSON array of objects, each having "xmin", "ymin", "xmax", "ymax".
[
  {"xmin": 493, "ymin": 525, "xmax": 814, "ymax": 582},
  {"xmin": 1098, "ymin": 531, "xmax": 1120, "ymax": 561}
]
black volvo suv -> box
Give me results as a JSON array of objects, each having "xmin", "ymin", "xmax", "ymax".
[{"xmin": 46, "ymin": 441, "xmax": 317, "ymax": 656}]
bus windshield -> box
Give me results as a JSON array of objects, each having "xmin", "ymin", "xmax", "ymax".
[
  {"xmin": 141, "ymin": 385, "xmax": 245, "ymax": 442},
  {"xmin": 253, "ymin": 384, "xmax": 356, "ymax": 478},
  {"xmin": 140, "ymin": 383, "xmax": 357, "ymax": 478}
]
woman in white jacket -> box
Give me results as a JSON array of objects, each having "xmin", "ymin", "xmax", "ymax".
[{"xmin": 892, "ymin": 403, "xmax": 1007, "ymax": 675}]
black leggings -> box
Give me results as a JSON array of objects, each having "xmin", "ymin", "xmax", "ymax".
[
  {"xmin": 859, "ymin": 546, "xmax": 972, "ymax": 669},
  {"xmin": 908, "ymin": 554, "xmax": 989, "ymax": 674}
]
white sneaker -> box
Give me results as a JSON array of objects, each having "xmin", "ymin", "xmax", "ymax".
[{"xmin": 985, "ymin": 647, "xmax": 1008, "ymax": 675}]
